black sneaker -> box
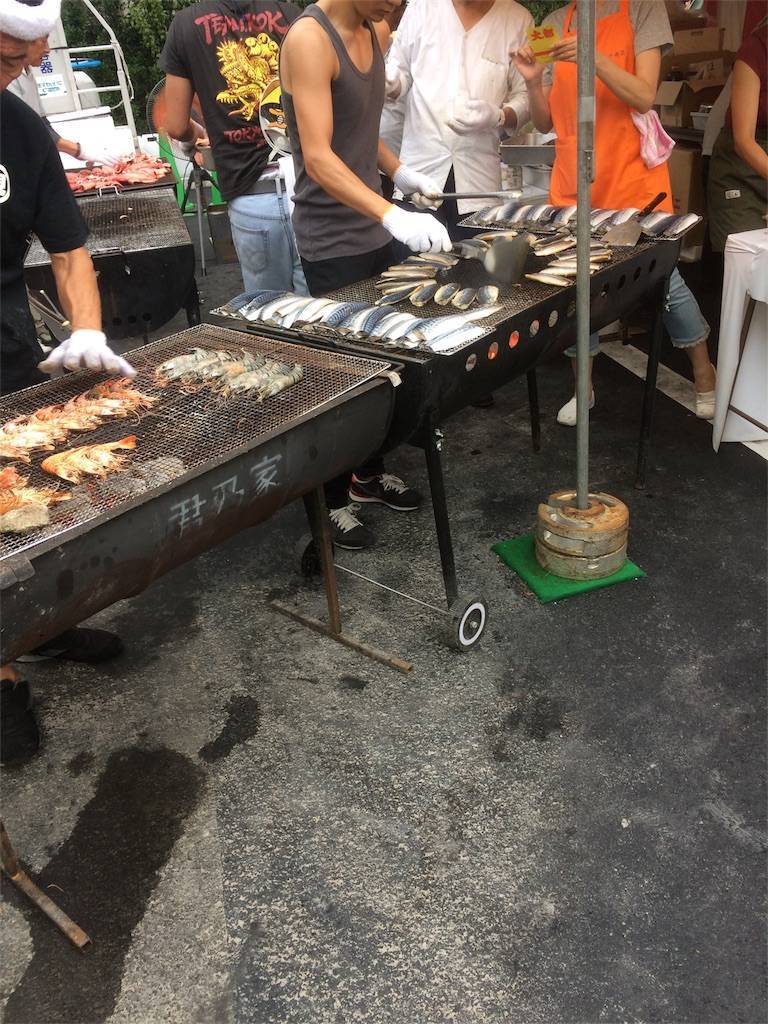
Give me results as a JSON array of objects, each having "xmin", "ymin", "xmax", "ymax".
[
  {"xmin": 1, "ymin": 679, "xmax": 40, "ymax": 766},
  {"xmin": 348, "ymin": 473, "xmax": 421, "ymax": 511},
  {"xmin": 328, "ymin": 503, "xmax": 374, "ymax": 551},
  {"xmin": 17, "ymin": 627, "xmax": 123, "ymax": 665},
  {"xmin": 472, "ymin": 394, "xmax": 495, "ymax": 409}
]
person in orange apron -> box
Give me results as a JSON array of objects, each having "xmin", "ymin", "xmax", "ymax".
[{"xmin": 512, "ymin": 1, "xmax": 716, "ymax": 425}]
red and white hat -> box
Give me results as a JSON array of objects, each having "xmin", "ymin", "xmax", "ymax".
[{"xmin": 0, "ymin": 0, "xmax": 61, "ymax": 41}]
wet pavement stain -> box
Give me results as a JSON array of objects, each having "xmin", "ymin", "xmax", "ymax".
[
  {"xmin": 338, "ymin": 675, "xmax": 368, "ymax": 692},
  {"xmin": 3, "ymin": 747, "xmax": 203, "ymax": 1024},
  {"xmin": 490, "ymin": 693, "xmax": 565, "ymax": 761},
  {"xmin": 199, "ymin": 694, "xmax": 261, "ymax": 763},
  {"xmin": 66, "ymin": 750, "xmax": 95, "ymax": 776}
]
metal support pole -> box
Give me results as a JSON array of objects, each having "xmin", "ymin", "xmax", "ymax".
[
  {"xmin": 575, "ymin": 0, "xmax": 597, "ymax": 509},
  {"xmin": 423, "ymin": 426, "xmax": 459, "ymax": 606},
  {"xmin": 80, "ymin": 0, "xmax": 138, "ymax": 150}
]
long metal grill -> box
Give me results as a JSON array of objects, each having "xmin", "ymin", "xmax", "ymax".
[
  {"xmin": 0, "ymin": 325, "xmax": 389, "ymax": 560},
  {"xmin": 319, "ymin": 240, "xmax": 660, "ymax": 355},
  {"xmin": 25, "ymin": 189, "xmax": 190, "ymax": 267}
]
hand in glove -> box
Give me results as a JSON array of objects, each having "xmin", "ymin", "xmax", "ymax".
[
  {"xmin": 382, "ymin": 205, "xmax": 452, "ymax": 254},
  {"xmin": 77, "ymin": 143, "xmax": 121, "ymax": 166},
  {"xmin": 392, "ymin": 164, "xmax": 443, "ymax": 210},
  {"xmin": 38, "ymin": 330, "xmax": 137, "ymax": 378},
  {"xmin": 447, "ymin": 99, "xmax": 505, "ymax": 136}
]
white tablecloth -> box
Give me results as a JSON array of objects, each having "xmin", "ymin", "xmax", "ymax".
[{"xmin": 713, "ymin": 228, "xmax": 768, "ymax": 451}]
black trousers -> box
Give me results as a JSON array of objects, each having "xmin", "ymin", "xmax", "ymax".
[{"xmin": 301, "ymin": 243, "xmax": 394, "ymax": 509}]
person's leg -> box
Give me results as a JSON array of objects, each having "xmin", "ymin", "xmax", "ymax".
[
  {"xmin": 228, "ymin": 191, "xmax": 305, "ymax": 295},
  {"xmin": 557, "ymin": 335, "xmax": 599, "ymax": 426},
  {"xmin": 302, "ymin": 243, "xmax": 394, "ymax": 298},
  {"xmin": 663, "ymin": 267, "xmax": 716, "ymax": 415}
]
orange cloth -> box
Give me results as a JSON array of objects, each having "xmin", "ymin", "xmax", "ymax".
[{"xmin": 548, "ymin": 0, "xmax": 674, "ymax": 213}]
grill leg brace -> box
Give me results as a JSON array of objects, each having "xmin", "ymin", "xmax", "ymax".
[
  {"xmin": 270, "ymin": 489, "xmax": 413, "ymax": 674},
  {"xmin": 635, "ymin": 276, "xmax": 668, "ymax": 488},
  {"xmin": 0, "ymin": 820, "xmax": 91, "ymax": 950},
  {"xmin": 424, "ymin": 426, "xmax": 459, "ymax": 606},
  {"xmin": 526, "ymin": 369, "xmax": 541, "ymax": 452}
]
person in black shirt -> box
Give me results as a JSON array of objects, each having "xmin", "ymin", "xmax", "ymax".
[
  {"xmin": 160, "ymin": 1, "xmax": 308, "ymax": 295},
  {"xmin": 0, "ymin": 0, "xmax": 129, "ymax": 766}
]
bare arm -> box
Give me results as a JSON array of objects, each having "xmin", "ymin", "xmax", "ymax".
[
  {"xmin": 282, "ymin": 21, "xmax": 392, "ymax": 222},
  {"xmin": 378, "ymin": 139, "xmax": 401, "ymax": 180},
  {"xmin": 731, "ymin": 59, "xmax": 768, "ymax": 180},
  {"xmin": 546, "ymin": 36, "xmax": 661, "ymax": 115},
  {"xmin": 595, "ymin": 46, "xmax": 661, "ymax": 114},
  {"xmin": 162, "ymin": 73, "xmax": 203, "ymax": 143},
  {"xmin": 510, "ymin": 45, "xmax": 552, "ymax": 132},
  {"xmin": 49, "ymin": 248, "xmax": 101, "ymax": 331}
]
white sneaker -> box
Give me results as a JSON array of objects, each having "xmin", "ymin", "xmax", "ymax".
[
  {"xmin": 694, "ymin": 389, "xmax": 715, "ymax": 420},
  {"xmin": 557, "ymin": 392, "xmax": 595, "ymax": 426}
]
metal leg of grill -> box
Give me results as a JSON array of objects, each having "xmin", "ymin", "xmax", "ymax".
[
  {"xmin": 271, "ymin": 489, "xmax": 413, "ymax": 674},
  {"xmin": 635, "ymin": 278, "xmax": 667, "ymax": 489},
  {"xmin": 185, "ymin": 281, "xmax": 202, "ymax": 328},
  {"xmin": 526, "ymin": 369, "xmax": 541, "ymax": 452},
  {"xmin": 424, "ymin": 426, "xmax": 459, "ymax": 607},
  {"xmin": 0, "ymin": 820, "xmax": 91, "ymax": 950}
]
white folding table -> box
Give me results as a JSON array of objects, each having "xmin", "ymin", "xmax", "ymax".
[{"xmin": 713, "ymin": 228, "xmax": 768, "ymax": 450}]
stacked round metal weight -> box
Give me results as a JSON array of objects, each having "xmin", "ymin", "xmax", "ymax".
[{"xmin": 535, "ymin": 490, "xmax": 629, "ymax": 580}]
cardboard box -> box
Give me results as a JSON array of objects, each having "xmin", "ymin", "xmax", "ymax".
[
  {"xmin": 673, "ymin": 27, "xmax": 725, "ymax": 54},
  {"xmin": 656, "ymin": 51, "xmax": 734, "ymax": 128},
  {"xmin": 656, "ymin": 78, "xmax": 727, "ymax": 127},
  {"xmin": 667, "ymin": 145, "xmax": 706, "ymax": 249}
]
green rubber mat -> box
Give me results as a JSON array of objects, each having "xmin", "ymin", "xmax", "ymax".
[{"xmin": 492, "ymin": 533, "xmax": 646, "ymax": 604}]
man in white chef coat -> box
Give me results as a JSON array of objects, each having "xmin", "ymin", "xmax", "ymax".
[{"xmin": 384, "ymin": 0, "xmax": 532, "ymax": 235}]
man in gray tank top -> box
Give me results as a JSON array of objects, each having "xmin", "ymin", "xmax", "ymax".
[{"xmin": 280, "ymin": 0, "xmax": 451, "ymax": 551}]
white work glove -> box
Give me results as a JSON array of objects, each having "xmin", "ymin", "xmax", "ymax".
[
  {"xmin": 392, "ymin": 163, "xmax": 443, "ymax": 210},
  {"xmin": 385, "ymin": 68, "xmax": 405, "ymax": 101},
  {"xmin": 447, "ymin": 99, "xmax": 505, "ymax": 136},
  {"xmin": 38, "ymin": 330, "xmax": 136, "ymax": 377},
  {"xmin": 382, "ymin": 205, "xmax": 452, "ymax": 254},
  {"xmin": 77, "ymin": 143, "xmax": 121, "ymax": 167}
]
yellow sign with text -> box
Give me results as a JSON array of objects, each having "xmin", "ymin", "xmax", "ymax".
[{"xmin": 527, "ymin": 23, "xmax": 561, "ymax": 63}]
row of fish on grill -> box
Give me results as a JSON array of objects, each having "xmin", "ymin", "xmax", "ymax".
[
  {"xmin": 467, "ymin": 200, "xmax": 702, "ymax": 240},
  {"xmin": 525, "ymin": 232, "xmax": 614, "ymax": 288},
  {"xmin": 373, "ymin": 250, "xmax": 500, "ymax": 312},
  {"xmin": 216, "ymin": 286, "xmax": 504, "ymax": 354}
]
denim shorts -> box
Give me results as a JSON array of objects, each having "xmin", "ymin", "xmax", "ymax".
[{"xmin": 566, "ymin": 266, "xmax": 710, "ymax": 357}]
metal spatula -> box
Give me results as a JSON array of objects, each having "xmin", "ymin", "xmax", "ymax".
[
  {"xmin": 482, "ymin": 234, "xmax": 532, "ymax": 284},
  {"xmin": 602, "ymin": 192, "xmax": 667, "ymax": 247}
]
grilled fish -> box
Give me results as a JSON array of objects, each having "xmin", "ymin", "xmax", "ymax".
[
  {"xmin": 410, "ymin": 281, "xmax": 439, "ymax": 307},
  {"xmin": 526, "ymin": 272, "xmax": 571, "ymax": 287},
  {"xmin": 375, "ymin": 284, "xmax": 420, "ymax": 305},
  {"xmin": 477, "ymin": 285, "xmax": 500, "ymax": 305},
  {"xmin": 534, "ymin": 238, "xmax": 577, "ymax": 257},
  {"xmin": 451, "ymin": 288, "xmax": 477, "ymax": 310},
  {"xmin": 434, "ymin": 283, "xmax": 460, "ymax": 305}
]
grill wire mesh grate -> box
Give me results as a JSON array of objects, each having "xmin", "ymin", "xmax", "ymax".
[
  {"xmin": 25, "ymin": 189, "xmax": 190, "ymax": 267},
  {"xmin": 0, "ymin": 325, "xmax": 390, "ymax": 560},
  {"xmin": 291, "ymin": 239, "xmax": 661, "ymax": 356}
]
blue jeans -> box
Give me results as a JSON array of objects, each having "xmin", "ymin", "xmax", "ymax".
[
  {"xmin": 228, "ymin": 190, "xmax": 308, "ymax": 296},
  {"xmin": 566, "ymin": 267, "xmax": 710, "ymax": 357}
]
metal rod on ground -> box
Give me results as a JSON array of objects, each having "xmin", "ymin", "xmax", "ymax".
[
  {"xmin": 0, "ymin": 821, "xmax": 91, "ymax": 950},
  {"xmin": 575, "ymin": 0, "xmax": 597, "ymax": 510}
]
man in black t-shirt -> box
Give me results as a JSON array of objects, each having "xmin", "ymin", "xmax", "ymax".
[
  {"xmin": 0, "ymin": 0, "xmax": 129, "ymax": 766},
  {"xmin": 160, "ymin": 0, "xmax": 307, "ymax": 295}
]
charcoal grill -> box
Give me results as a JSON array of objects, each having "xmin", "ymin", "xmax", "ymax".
[
  {"xmin": 0, "ymin": 324, "xmax": 402, "ymax": 667},
  {"xmin": 24, "ymin": 188, "xmax": 199, "ymax": 340},
  {"xmin": 215, "ymin": 237, "xmax": 679, "ymax": 635}
]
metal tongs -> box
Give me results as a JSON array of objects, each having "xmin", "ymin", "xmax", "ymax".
[{"xmin": 406, "ymin": 189, "xmax": 523, "ymax": 202}]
